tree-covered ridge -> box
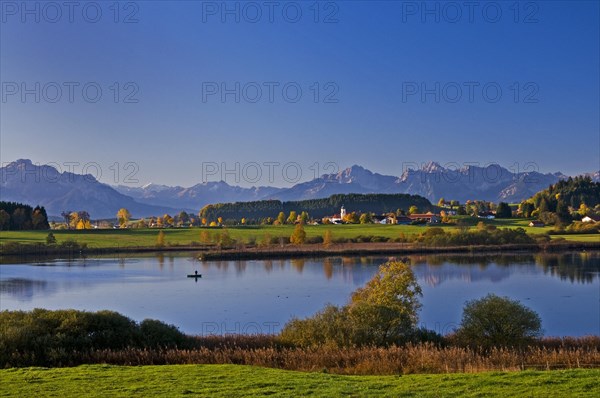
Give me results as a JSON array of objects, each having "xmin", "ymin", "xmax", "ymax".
[
  {"xmin": 199, "ymin": 193, "xmax": 434, "ymax": 222},
  {"xmin": 519, "ymin": 176, "xmax": 600, "ymax": 224},
  {"xmin": 533, "ymin": 176, "xmax": 600, "ymax": 209},
  {"xmin": 0, "ymin": 201, "xmax": 49, "ymax": 230}
]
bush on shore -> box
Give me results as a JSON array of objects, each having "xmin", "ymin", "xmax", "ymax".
[{"xmin": 0, "ymin": 309, "xmax": 189, "ymax": 367}]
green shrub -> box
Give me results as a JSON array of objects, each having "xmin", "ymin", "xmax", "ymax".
[
  {"xmin": 455, "ymin": 294, "xmax": 542, "ymax": 349},
  {"xmin": 0, "ymin": 309, "xmax": 189, "ymax": 367},
  {"xmin": 139, "ymin": 319, "xmax": 187, "ymax": 348},
  {"xmin": 280, "ymin": 305, "xmax": 352, "ymax": 348},
  {"xmin": 45, "ymin": 232, "xmax": 57, "ymax": 245}
]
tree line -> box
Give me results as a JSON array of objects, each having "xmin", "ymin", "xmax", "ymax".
[
  {"xmin": 199, "ymin": 193, "xmax": 434, "ymax": 223},
  {"xmin": 0, "ymin": 201, "xmax": 49, "ymax": 230}
]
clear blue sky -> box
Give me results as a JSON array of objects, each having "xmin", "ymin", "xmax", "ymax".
[{"xmin": 1, "ymin": 1, "xmax": 598, "ymax": 187}]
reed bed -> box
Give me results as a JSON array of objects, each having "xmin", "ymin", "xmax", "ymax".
[{"xmin": 17, "ymin": 337, "xmax": 598, "ymax": 375}]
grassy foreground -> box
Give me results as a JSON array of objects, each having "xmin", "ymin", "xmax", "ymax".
[{"xmin": 1, "ymin": 365, "xmax": 598, "ymax": 397}]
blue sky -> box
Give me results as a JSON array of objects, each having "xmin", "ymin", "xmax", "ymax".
[{"xmin": 1, "ymin": 1, "xmax": 598, "ymax": 187}]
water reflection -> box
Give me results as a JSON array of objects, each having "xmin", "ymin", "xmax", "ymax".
[
  {"xmin": 3, "ymin": 252, "xmax": 598, "ymax": 285},
  {"xmin": 1, "ymin": 251, "xmax": 598, "ymax": 336},
  {"xmin": 0, "ymin": 278, "xmax": 50, "ymax": 299}
]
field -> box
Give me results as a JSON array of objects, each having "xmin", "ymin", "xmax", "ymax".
[
  {"xmin": 1, "ymin": 218, "xmax": 595, "ymax": 250},
  {"xmin": 1, "ymin": 365, "xmax": 598, "ymax": 397}
]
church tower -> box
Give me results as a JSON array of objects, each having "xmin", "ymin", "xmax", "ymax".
[{"xmin": 340, "ymin": 205, "xmax": 346, "ymax": 219}]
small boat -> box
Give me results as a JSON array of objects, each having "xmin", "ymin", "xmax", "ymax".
[{"xmin": 187, "ymin": 271, "xmax": 202, "ymax": 278}]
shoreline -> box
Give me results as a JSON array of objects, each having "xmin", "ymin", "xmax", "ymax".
[{"xmin": 1, "ymin": 240, "xmax": 598, "ymax": 262}]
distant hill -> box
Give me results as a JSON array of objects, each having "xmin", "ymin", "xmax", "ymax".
[
  {"xmin": 0, "ymin": 160, "xmax": 184, "ymax": 219},
  {"xmin": 199, "ymin": 193, "xmax": 435, "ymax": 221}
]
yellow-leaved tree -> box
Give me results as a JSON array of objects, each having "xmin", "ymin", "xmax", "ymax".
[
  {"xmin": 290, "ymin": 223, "xmax": 306, "ymax": 245},
  {"xmin": 156, "ymin": 230, "xmax": 165, "ymax": 247},
  {"xmin": 117, "ymin": 208, "xmax": 131, "ymax": 228},
  {"xmin": 348, "ymin": 261, "xmax": 422, "ymax": 345},
  {"xmin": 323, "ymin": 230, "xmax": 333, "ymax": 248}
]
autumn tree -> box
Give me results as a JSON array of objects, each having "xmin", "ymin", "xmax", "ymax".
[
  {"xmin": 277, "ymin": 211, "xmax": 286, "ymax": 225},
  {"xmin": 359, "ymin": 213, "xmax": 372, "ymax": 224},
  {"xmin": 280, "ymin": 261, "xmax": 423, "ymax": 347},
  {"xmin": 218, "ymin": 228, "xmax": 234, "ymax": 247},
  {"xmin": 136, "ymin": 219, "xmax": 148, "ymax": 228},
  {"xmin": 408, "ymin": 205, "xmax": 419, "ymax": 215},
  {"xmin": 348, "ymin": 261, "xmax": 422, "ymax": 345},
  {"xmin": 343, "ymin": 211, "xmax": 360, "ymax": 224},
  {"xmin": 323, "ymin": 230, "xmax": 333, "ymax": 248},
  {"xmin": 290, "ymin": 223, "xmax": 306, "ymax": 244},
  {"xmin": 163, "ymin": 214, "xmax": 174, "ymax": 227},
  {"xmin": 199, "ymin": 230, "xmax": 212, "ymax": 244},
  {"xmin": 69, "ymin": 212, "xmax": 80, "ymax": 229},
  {"xmin": 578, "ymin": 203, "xmax": 590, "ymax": 216},
  {"xmin": 259, "ymin": 232, "xmax": 272, "ymax": 247},
  {"xmin": 156, "ymin": 230, "xmax": 165, "ymax": 247},
  {"xmin": 117, "ymin": 208, "xmax": 131, "ymax": 228},
  {"xmin": 287, "ymin": 211, "xmax": 297, "ymax": 224},
  {"xmin": 299, "ymin": 211, "xmax": 309, "ymax": 224}
]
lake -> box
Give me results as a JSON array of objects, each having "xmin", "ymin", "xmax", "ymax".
[{"xmin": 1, "ymin": 252, "xmax": 599, "ymax": 337}]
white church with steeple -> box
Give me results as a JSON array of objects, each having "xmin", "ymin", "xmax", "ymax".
[{"xmin": 326, "ymin": 205, "xmax": 346, "ymax": 224}]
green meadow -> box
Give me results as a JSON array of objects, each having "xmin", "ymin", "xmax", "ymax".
[
  {"xmin": 0, "ymin": 218, "xmax": 595, "ymax": 250},
  {"xmin": 1, "ymin": 365, "xmax": 598, "ymax": 398}
]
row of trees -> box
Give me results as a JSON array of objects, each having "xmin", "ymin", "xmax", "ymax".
[
  {"xmin": 0, "ymin": 202, "xmax": 49, "ymax": 230},
  {"xmin": 60, "ymin": 211, "xmax": 92, "ymax": 229},
  {"xmin": 438, "ymin": 199, "xmax": 514, "ymax": 219},
  {"xmin": 199, "ymin": 193, "xmax": 434, "ymax": 223}
]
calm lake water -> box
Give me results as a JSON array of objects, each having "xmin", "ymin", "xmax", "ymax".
[{"xmin": 1, "ymin": 252, "xmax": 599, "ymax": 337}]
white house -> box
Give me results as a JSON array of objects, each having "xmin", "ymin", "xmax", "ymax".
[{"xmin": 582, "ymin": 215, "xmax": 600, "ymax": 223}]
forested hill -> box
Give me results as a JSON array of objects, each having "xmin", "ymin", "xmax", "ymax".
[
  {"xmin": 199, "ymin": 193, "xmax": 434, "ymax": 222},
  {"xmin": 519, "ymin": 176, "xmax": 600, "ymax": 224},
  {"xmin": 529, "ymin": 176, "xmax": 600, "ymax": 209}
]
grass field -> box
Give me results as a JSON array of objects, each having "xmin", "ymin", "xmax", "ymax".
[
  {"xmin": 552, "ymin": 234, "xmax": 600, "ymax": 242},
  {"xmin": 1, "ymin": 365, "xmax": 598, "ymax": 397},
  {"xmin": 2, "ymin": 218, "xmax": 595, "ymax": 249}
]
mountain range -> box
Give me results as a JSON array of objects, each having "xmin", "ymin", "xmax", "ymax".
[{"xmin": 1, "ymin": 159, "xmax": 598, "ymax": 219}]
